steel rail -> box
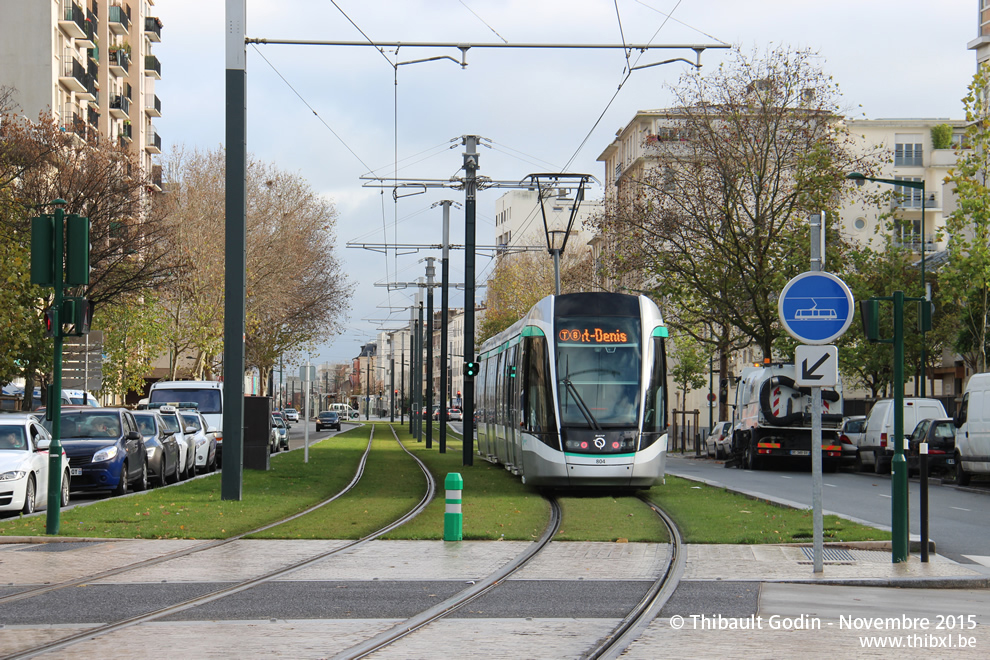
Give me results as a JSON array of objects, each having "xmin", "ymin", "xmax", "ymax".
[
  {"xmin": 333, "ymin": 494, "xmax": 562, "ymax": 660},
  {"xmin": 5, "ymin": 425, "xmax": 437, "ymax": 660},
  {"xmin": 0, "ymin": 425, "xmax": 377, "ymax": 607},
  {"xmin": 582, "ymin": 496, "xmax": 686, "ymax": 659}
]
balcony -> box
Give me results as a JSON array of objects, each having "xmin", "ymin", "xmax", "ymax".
[
  {"xmin": 87, "ymin": 106, "xmax": 99, "ymax": 130},
  {"xmin": 150, "ymin": 164, "xmax": 163, "ymax": 191},
  {"xmin": 120, "ymin": 121, "xmax": 132, "ymax": 143},
  {"xmin": 59, "ymin": 56, "xmax": 87, "ymax": 93},
  {"xmin": 891, "ymin": 190, "xmax": 940, "ymax": 211},
  {"xmin": 144, "ymin": 55, "xmax": 161, "ymax": 79},
  {"xmin": 61, "ymin": 112, "xmax": 87, "ymax": 145},
  {"xmin": 146, "ymin": 130, "xmax": 161, "ymax": 154},
  {"xmin": 108, "ymin": 49, "xmax": 129, "ymax": 77},
  {"xmin": 893, "ymin": 234, "xmax": 938, "ymax": 254},
  {"xmin": 59, "ymin": 1, "xmax": 86, "ymax": 39},
  {"xmin": 145, "ymin": 16, "xmax": 163, "ymax": 42},
  {"xmin": 109, "ymin": 94, "xmax": 130, "ymax": 119},
  {"xmin": 108, "ymin": 4, "xmax": 129, "ymax": 36},
  {"xmin": 145, "ymin": 94, "xmax": 162, "ymax": 117}
]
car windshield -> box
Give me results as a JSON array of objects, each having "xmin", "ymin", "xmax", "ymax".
[
  {"xmin": 149, "ymin": 388, "xmax": 221, "ymax": 414},
  {"xmin": 0, "ymin": 425, "xmax": 28, "ymax": 451},
  {"xmin": 49, "ymin": 412, "xmax": 121, "ymax": 438},
  {"xmin": 181, "ymin": 413, "xmax": 201, "ymax": 431},
  {"xmin": 273, "ymin": 417, "xmax": 285, "ymax": 428},
  {"xmin": 159, "ymin": 414, "xmax": 180, "ymax": 433},
  {"xmin": 933, "ymin": 422, "xmax": 955, "ymax": 439},
  {"xmin": 134, "ymin": 415, "xmax": 157, "ymax": 435}
]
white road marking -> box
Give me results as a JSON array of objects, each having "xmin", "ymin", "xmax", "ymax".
[
  {"xmin": 878, "ymin": 494, "xmax": 892, "ymax": 498},
  {"xmin": 780, "ymin": 475, "xmax": 793, "ymax": 479},
  {"xmin": 963, "ymin": 555, "xmax": 990, "ymax": 567},
  {"xmin": 950, "ymin": 506, "xmax": 971, "ymax": 512},
  {"xmin": 824, "ymin": 483, "xmax": 837, "ymax": 488}
]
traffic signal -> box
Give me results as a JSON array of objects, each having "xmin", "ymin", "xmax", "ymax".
[
  {"xmin": 30, "ymin": 214, "xmax": 56, "ymax": 286},
  {"xmin": 65, "ymin": 214, "xmax": 90, "ymax": 286},
  {"xmin": 918, "ymin": 300, "xmax": 933, "ymax": 332},
  {"xmin": 509, "ymin": 365, "xmax": 517, "ymax": 378},
  {"xmin": 63, "ymin": 297, "xmax": 92, "ymax": 336},
  {"xmin": 464, "ymin": 361, "xmax": 479, "ymax": 378},
  {"xmin": 860, "ymin": 299, "xmax": 880, "ymax": 342},
  {"xmin": 44, "ymin": 307, "xmax": 57, "ymax": 338},
  {"xmin": 456, "ymin": 390, "xmax": 461, "ymax": 397}
]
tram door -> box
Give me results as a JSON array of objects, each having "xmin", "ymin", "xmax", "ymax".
[
  {"xmin": 504, "ymin": 344, "xmax": 520, "ymax": 469},
  {"xmin": 493, "ymin": 351, "xmax": 509, "ymax": 465}
]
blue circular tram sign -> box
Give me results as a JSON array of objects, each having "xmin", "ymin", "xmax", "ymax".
[{"xmin": 778, "ymin": 271, "xmax": 855, "ymax": 345}]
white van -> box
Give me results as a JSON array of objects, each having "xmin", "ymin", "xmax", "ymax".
[
  {"xmin": 953, "ymin": 373, "xmax": 990, "ymax": 486},
  {"xmin": 148, "ymin": 381, "xmax": 223, "ymax": 435},
  {"xmin": 328, "ymin": 403, "xmax": 359, "ymax": 419},
  {"xmin": 860, "ymin": 398, "xmax": 947, "ymax": 473}
]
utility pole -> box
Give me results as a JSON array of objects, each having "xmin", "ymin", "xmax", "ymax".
[
  {"xmin": 437, "ymin": 201, "xmax": 456, "ymax": 453},
  {"xmin": 417, "ymin": 294, "xmax": 425, "ymax": 441},
  {"xmin": 425, "ymin": 258, "xmax": 436, "ymax": 449},
  {"xmin": 462, "ymin": 136, "xmax": 478, "ymax": 466}
]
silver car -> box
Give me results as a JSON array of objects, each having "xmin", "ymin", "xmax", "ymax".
[
  {"xmin": 705, "ymin": 421, "xmax": 733, "ymax": 460},
  {"xmin": 180, "ymin": 409, "xmax": 218, "ymax": 473}
]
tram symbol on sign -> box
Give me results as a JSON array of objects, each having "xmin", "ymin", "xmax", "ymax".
[
  {"xmin": 594, "ymin": 436, "xmax": 606, "ymax": 449},
  {"xmin": 794, "ymin": 302, "xmax": 837, "ymax": 321}
]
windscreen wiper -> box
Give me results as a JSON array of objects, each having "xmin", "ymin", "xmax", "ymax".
[{"xmin": 560, "ymin": 378, "xmax": 601, "ymax": 431}]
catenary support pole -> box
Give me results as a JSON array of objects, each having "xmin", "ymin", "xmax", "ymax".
[
  {"xmin": 426, "ymin": 258, "xmax": 436, "ymax": 449},
  {"xmin": 462, "ymin": 136, "xmax": 478, "ymax": 466},
  {"xmin": 222, "ymin": 0, "xmax": 247, "ymax": 501},
  {"xmin": 809, "ymin": 211, "xmax": 824, "ymax": 574},
  {"xmin": 439, "ymin": 201, "xmax": 452, "ymax": 453}
]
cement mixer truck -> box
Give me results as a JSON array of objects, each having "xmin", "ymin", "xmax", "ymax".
[{"xmin": 728, "ymin": 363, "xmax": 845, "ymax": 470}]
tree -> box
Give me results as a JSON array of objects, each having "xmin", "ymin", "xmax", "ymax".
[
  {"xmin": 162, "ymin": 147, "xmax": 353, "ymax": 390},
  {"xmin": 668, "ymin": 336, "xmax": 708, "ymax": 411},
  {"xmin": 944, "ymin": 62, "xmax": 990, "ymax": 373},
  {"xmin": 98, "ymin": 294, "xmax": 168, "ymax": 401},
  {"xmin": 593, "ymin": 46, "xmax": 880, "ymax": 363},
  {"xmin": 478, "ymin": 247, "xmax": 591, "ymax": 343},
  {"xmin": 0, "ymin": 110, "xmax": 178, "ymax": 407}
]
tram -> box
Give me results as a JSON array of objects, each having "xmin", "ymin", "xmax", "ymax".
[{"xmin": 475, "ymin": 292, "xmax": 668, "ymax": 488}]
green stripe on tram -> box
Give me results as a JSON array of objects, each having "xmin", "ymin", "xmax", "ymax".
[{"xmin": 652, "ymin": 327, "xmax": 669, "ymax": 337}]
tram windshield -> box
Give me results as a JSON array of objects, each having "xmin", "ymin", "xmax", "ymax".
[{"xmin": 555, "ymin": 317, "xmax": 641, "ymax": 428}]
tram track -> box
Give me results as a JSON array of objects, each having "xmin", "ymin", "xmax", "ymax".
[
  {"xmin": 3, "ymin": 424, "xmax": 437, "ymax": 660},
  {"xmin": 331, "ymin": 491, "xmax": 684, "ymax": 660},
  {"xmin": 0, "ymin": 424, "xmax": 379, "ymax": 608}
]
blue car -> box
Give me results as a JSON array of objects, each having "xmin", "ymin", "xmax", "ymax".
[{"xmin": 44, "ymin": 408, "xmax": 149, "ymax": 496}]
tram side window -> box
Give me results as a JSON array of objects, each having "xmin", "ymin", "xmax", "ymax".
[
  {"xmin": 643, "ymin": 335, "xmax": 667, "ymax": 435},
  {"xmin": 523, "ymin": 336, "xmax": 554, "ymax": 436}
]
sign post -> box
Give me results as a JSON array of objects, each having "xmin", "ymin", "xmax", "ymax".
[{"xmin": 779, "ymin": 265, "xmax": 854, "ymax": 574}]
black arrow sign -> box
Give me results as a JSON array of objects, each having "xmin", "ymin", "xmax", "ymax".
[{"xmin": 801, "ymin": 353, "xmax": 830, "ymax": 381}]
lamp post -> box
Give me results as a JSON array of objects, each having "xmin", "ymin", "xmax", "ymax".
[
  {"xmin": 847, "ymin": 172, "xmax": 928, "ymax": 397},
  {"xmin": 548, "ymin": 229, "xmax": 566, "ymax": 295}
]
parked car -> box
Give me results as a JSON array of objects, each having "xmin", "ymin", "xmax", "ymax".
[
  {"xmin": 840, "ymin": 416, "xmax": 866, "ymax": 470},
  {"xmin": 447, "ymin": 408, "xmax": 463, "ymax": 422},
  {"xmin": 179, "ymin": 409, "xmax": 217, "ymax": 473},
  {"xmin": 906, "ymin": 418, "xmax": 957, "ymax": 477},
  {"xmin": 133, "ymin": 411, "xmax": 181, "ymax": 487},
  {"xmin": 316, "ymin": 411, "xmax": 341, "ymax": 432},
  {"xmin": 0, "ymin": 413, "xmax": 70, "ymax": 515},
  {"xmin": 272, "ymin": 414, "xmax": 289, "ymax": 450},
  {"xmin": 273, "ymin": 411, "xmax": 288, "ymax": 430},
  {"xmin": 705, "ymin": 421, "xmax": 733, "ymax": 459},
  {"xmin": 44, "ymin": 408, "xmax": 149, "ymax": 495},
  {"xmin": 152, "ymin": 405, "xmax": 196, "ymax": 480},
  {"xmin": 283, "ymin": 408, "xmax": 300, "ymax": 423},
  {"xmin": 860, "ymin": 398, "xmax": 947, "ymax": 473}
]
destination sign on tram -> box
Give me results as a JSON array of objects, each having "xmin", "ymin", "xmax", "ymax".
[{"xmin": 558, "ymin": 327, "xmax": 630, "ymax": 344}]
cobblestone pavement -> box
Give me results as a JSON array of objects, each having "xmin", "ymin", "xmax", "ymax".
[{"xmin": 1, "ymin": 538, "xmax": 987, "ymax": 658}]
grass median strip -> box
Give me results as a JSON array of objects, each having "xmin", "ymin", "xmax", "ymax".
[{"xmin": 0, "ymin": 422, "xmax": 889, "ymax": 545}]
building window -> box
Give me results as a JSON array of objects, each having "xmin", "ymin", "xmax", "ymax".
[
  {"xmin": 894, "ymin": 176, "xmax": 923, "ymax": 208},
  {"xmin": 894, "ymin": 134, "xmax": 923, "ymax": 167}
]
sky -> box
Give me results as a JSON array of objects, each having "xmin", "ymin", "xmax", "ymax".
[{"xmin": 152, "ymin": 0, "xmax": 978, "ymax": 371}]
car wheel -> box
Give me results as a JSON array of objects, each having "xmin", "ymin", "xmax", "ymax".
[
  {"xmin": 854, "ymin": 452, "xmax": 864, "ymax": 472},
  {"xmin": 113, "ymin": 462, "xmax": 129, "ymax": 497},
  {"xmin": 875, "ymin": 455, "xmax": 891, "ymax": 475},
  {"xmin": 209, "ymin": 451, "xmax": 218, "ymax": 472},
  {"xmin": 744, "ymin": 444, "xmax": 757, "ymax": 470},
  {"xmin": 135, "ymin": 460, "xmax": 148, "ymax": 492},
  {"xmin": 153, "ymin": 461, "xmax": 167, "ymax": 488},
  {"xmin": 956, "ymin": 453, "xmax": 971, "ymax": 486},
  {"xmin": 61, "ymin": 470, "xmax": 70, "ymax": 507},
  {"xmin": 22, "ymin": 475, "xmax": 36, "ymax": 515}
]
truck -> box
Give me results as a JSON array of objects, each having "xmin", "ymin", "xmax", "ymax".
[{"xmin": 728, "ymin": 363, "xmax": 845, "ymax": 470}]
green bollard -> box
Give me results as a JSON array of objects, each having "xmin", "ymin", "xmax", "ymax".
[{"xmin": 444, "ymin": 472, "xmax": 463, "ymax": 541}]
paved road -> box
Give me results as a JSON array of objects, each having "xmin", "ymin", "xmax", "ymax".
[{"xmin": 667, "ymin": 453, "xmax": 990, "ymax": 566}]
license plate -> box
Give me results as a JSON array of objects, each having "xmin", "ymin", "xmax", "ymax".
[
  {"xmin": 790, "ymin": 450, "xmax": 810, "ymax": 456},
  {"xmin": 69, "ymin": 468, "xmax": 82, "ymax": 476},
  {"xmin": 946, "ymin": 458, "xmax": 955, "ymax": 465}
]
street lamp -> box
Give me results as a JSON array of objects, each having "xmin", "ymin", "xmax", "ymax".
[
  {"xmin": 525, "ymin": 173, "xmax": 595, "ymax": 296},
  {"xmin": 847, "ymin": 172, "xmax": 929, "ymax": 397}
]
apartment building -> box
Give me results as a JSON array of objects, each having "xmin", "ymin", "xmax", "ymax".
[
  {"xmin": 970, "ymin": 0, "xmax": 990, "ymax": 66},
  {"xmin": 0, "ymin": 0, "xmax": 163, "ymax": 187}
]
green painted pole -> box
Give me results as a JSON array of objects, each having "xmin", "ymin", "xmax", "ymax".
[
  {"xmin": 45, "ymin": 203, "xmax": 67, "ymax": 535},
  {"xmin": 444, "ymin": 472, "xmax": 463, "ymax": 541},
  {"xmin": 892, "ymin": 290, "xmax": 908, "ymax": 562}
]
